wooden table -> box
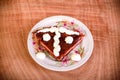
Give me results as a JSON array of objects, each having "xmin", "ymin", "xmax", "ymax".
[{"xmin": 0, "ymin": 0, "xmax": 120, "ymax": 80}]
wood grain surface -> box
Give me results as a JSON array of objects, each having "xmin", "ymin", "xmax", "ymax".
[{"xmin": 0, "ymin": 0, "xmax": 120, "ymax": 80}]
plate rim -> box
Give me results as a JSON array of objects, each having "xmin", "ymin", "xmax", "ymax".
[{"xmin": 27, "ymin": 15, "xmax": 94, "ymax": 71}]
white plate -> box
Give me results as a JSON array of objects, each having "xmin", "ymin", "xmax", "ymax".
[{"xmin": 27, "ymin": 15, "xmax": 94, "ymax": 71}]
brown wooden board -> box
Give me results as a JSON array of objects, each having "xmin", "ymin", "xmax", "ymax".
[{"xmin": 0, "ymin": 0, "xmax": 120, "ymax": 80}]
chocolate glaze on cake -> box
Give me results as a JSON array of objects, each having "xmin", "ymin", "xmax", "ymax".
[{"xmin": 33, "ymin": 27, "xmax": 84, "ymax": 61}]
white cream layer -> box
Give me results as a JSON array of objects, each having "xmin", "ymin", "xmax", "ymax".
[
  {"xmin": 53, "ymin": 30, "xmax": 61, "ymax": 56},
  {"xmin": 37, "ymin": 27, "xmax": 79, "ymax": 35}
]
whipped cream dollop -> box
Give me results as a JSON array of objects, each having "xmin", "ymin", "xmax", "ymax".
[
  {"xmin": 53, "ymin": 30, "xmax": 61, "ymax": 56},
  {"xmin": 37, "ymin": 27, "xmax": 57, "ymax": 33},
  {"xmin": 37, "ymin": 27, "xmax": 79, "ymax": 35},
  {"xmin": 65, "ymin": 36, "xmax": 73, "ymax": 44},
  {"xmin": 71, "ymin": 53, "xmax": 81, "ymax": 61},
  {"xmin": 37, "ymin": 27, "xmax": 80, "ymax": 57},
  {"xmin": 59, "ymin": 27, "xmax": 79, "ymax": 35},
  {"xmin": 43, "ymin": 33, "xmax": 51, "ymax": 41},
  {"xmin": 36, "ymin": 52, "xmax": 46, "ymax": 60}
]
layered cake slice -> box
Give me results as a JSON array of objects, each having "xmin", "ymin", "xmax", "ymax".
[{"xmin": 32, "ymin": 26, "xmax": 84, "ymax": 61}]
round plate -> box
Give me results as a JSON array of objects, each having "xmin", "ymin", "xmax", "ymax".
[{"xmin": 27, "ymin": 15, "xmax": 94, "ymax": 71}]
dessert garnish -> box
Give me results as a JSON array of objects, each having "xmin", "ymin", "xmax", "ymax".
[{"xmin": 32, "ymin": 21, "xmax": 84, "ymax": 61}]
